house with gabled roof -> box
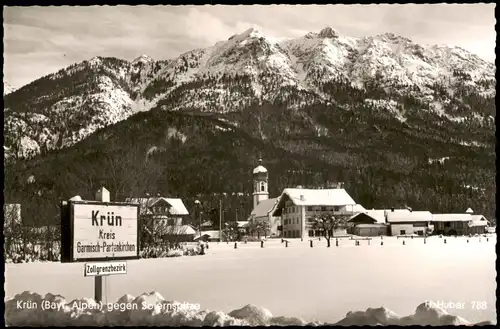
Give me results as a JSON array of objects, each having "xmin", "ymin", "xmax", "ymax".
[
  {"xmin": 126, "ymin": 195, "xmax": 191, "ymax": 241},
  {"xmin": 431, "ymin": 208, "xmax": 491, "ymax": 236},
  {"xmin": 346, "ymin": 211, "xmax": 388, "ymax": 236},
  {"xmin": 271, "ymin": 187, "xmax": 359, "ymax": 239},
  {"xmin": 386, "ymin": 210, "xmax": 433, "ymax": 236},
  {"xmin": 126, "ymin": 196, "xmax": 189, "ymax": 222},
  {"xmin": 431, "ymin": 214, "xmax": 473, "ymax": 236}
]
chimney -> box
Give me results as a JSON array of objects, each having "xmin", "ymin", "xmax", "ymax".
[{"xmin": 300, "ymin": 195, "xmax": 305, "ymax": 201}]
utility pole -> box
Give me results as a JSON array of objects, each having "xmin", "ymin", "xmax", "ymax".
[
  {"xmin": 194, "ymin": 200, "xmax": 201, "ymax": 238},
  {"xmin": 219, "ymin": 198, "xmax": 222, "ymax": 242}
]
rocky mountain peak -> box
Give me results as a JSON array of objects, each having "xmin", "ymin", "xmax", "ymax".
[
  {"xmin": 318, "ymin": 27, "xmax": 339, "ymax": 39},
  {"xmin": 132, "ymin": 54, "xmax": 154, "ymax": 65}
]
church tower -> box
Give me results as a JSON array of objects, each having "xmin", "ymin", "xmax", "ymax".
[{"xmin": 253, "ymin": 158, "xmax": 269, "ymax": 209}]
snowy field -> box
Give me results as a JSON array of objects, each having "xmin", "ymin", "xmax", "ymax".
[{"xmin": 5, "ymin": 235, "xmax": 497, "ymax": 324}]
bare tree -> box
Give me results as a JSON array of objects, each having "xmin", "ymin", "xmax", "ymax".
[
  {"xmin": 256, "ymin": 220, "xmax": 271, "ymax": 238},
  {"xmin": 223, "ymin": 220, "xmax": 240, "ymax": 241},
  {"xmin": 310, "ymin": 214, "xmax": 347, "ymax": 247}
]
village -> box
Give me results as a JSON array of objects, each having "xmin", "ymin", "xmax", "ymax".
[
  {"xmin": 4, "ymin": 158, "xmax": 495, "ymax": 262},
  {"xmin": 122, "ymin": 158, "xmax": 495, "ymax": 242}
]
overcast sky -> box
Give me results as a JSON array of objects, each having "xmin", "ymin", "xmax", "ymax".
[{"xmin": 3, "ymin": 4, "xmax": 496, "ymax": 88}]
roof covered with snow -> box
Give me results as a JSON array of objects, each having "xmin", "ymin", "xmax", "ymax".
[
  {"xmin": 236, "ymin": 221, "xmax": 249, "ymax": 228},
  {"xmin": 386, "ymin": 211, "xmax": 433, "ymax": 223},
  {"xmin": 354, "ymin": 223, "xmax": 388, "ymax": 228},
  {"xmin": 194, "ymin": 230, "xmax": 221, "ymax": 240},
  {"xmin": 468, "ymin": 220, "xmax": 488, "ymax": 227},
  {"xmin": 253, "ymin": 165, "xmax": 268, "ymax": 174},
  {"xmin": 432, "ymin": 214, "xmax": 472, "ymax": 222},
  {"xmin": 364, "ymin": 210, "xmax": 388, "ymax": 223},
  {"xmin": 272, "ymin": 188, "xmax": 357, "ymax": 216},
  {"xmin": 348, "ymin": 211, "xmax": 385, "ymax": 224},
  {"xmin": 351, "ymin": 204, "xmax": 366, "ymax": 213},
  {"xmin": 471, "ymin": 215, "xmax": 487, "ymax": 222},
  {"xmin": 154, "ymin": 225, "xmax": 196, "ymax": 235},
  {"xmin": 125, "ymin": 197, "xmax": 189, "ymax": 216},
  {"xmin": 465, "ymin": 208, "xmax": 474, "ymax": 213},
  {"xmin": 252, "ymin": 158, "xmax": 268, "ymax": 174},
  {"xmin": 250, "ymin": 198, "xmax": 280, "ymax": 219}
]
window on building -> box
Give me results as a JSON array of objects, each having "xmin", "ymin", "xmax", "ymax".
[
  {"xmin": 445, "ymin": 222, "xmax": 451, "ymax": 228},
  {"xmin": 334, "ymin": 206, "xmax": 340, "ymax": 212},
  {"xmin": 321, "ymin": 206, "xmax": 326, "ymax": 211},
  {"xmin": 400, "ymin": 230, "xmax": 406, "ymax": 235},
  {"xmin": 307, "ymin": 206, "xmax": 313, "ymax": 211},
  {"xmin": 308, "ymin": 230, "xmax": 313, "ymax": 237},
  {"xmin": 261, "ymin": 182, "xmax": 265, "ymax": 192}
]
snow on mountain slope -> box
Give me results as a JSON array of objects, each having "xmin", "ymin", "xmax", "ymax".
[
  {"xmin": 4, "ymin": 57, "xmax": 151, "ymax": 159},
  {"xmin": 4, "ymin": 82, "xmax": 17, "ymax": 95},
  {"xmin": 3, "ymin": 27, "xmax": 496, "ymax": 160}
]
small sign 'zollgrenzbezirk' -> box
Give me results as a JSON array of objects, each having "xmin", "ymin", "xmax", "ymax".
[{"xmin": 84, "ymin": 261, "xmax": 128, "ymax": 277}]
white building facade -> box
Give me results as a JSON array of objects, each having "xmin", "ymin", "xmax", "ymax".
[{"xmin": 272, "ymin": 188, "xmax": 359, "ymax": 239}]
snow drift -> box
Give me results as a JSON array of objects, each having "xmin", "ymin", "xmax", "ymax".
[{"xmin": 5, "ymin": 291, "xmax": 494, "ymax": 326}]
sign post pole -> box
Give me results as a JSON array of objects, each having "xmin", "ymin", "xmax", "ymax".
[{"xmin": 94, "ymin": 187, "xmax": 110, "ymax": 303}]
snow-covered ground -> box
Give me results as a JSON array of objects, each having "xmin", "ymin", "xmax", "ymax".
[{"xmin": 5, "ymin": 235, "xmax": 496, "ymax": 325}]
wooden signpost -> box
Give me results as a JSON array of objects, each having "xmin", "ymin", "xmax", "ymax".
[{"xmin": 61, "ymin": 187, "xmax": 140, "ymax": 303}]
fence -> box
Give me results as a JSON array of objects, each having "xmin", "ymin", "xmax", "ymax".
[
  {"xmin": 4, "ymin": 226, "xmax": 62, "ymax": 263},
  {"xmin": 4, "ymin": 224, "xmax": 203, "ymax": 263}
]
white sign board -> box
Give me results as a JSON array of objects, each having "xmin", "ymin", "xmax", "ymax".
[
  {"xmin": 71, "ymin": 202, "xmax": 139, "ymax": 261},
  {"xmin": 84, "ymin": 261, "xmax": 127, "ymax": 277}
]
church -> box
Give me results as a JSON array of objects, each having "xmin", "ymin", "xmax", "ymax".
[{"xmin": 247, "ymin": 159, "xmax": 282, "ymax": 237}]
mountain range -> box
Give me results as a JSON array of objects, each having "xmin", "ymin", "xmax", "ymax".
[{"xmin": 3, "ymin": 27, "xmax": 496, "ymax": 226}]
